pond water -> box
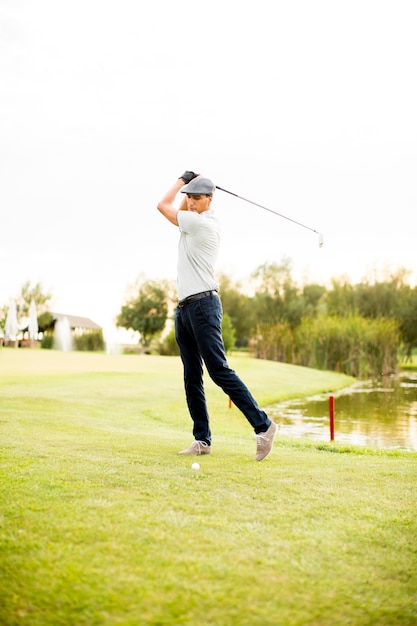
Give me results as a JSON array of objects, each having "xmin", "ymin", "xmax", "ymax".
[{"xmin": 267, "ymin": 372, "xmax": 417, "ymax": 451}]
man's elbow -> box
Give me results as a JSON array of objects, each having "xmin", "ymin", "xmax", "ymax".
[
  {"xmin": 157, "ymin": 203, "xmax": 178, "ymax": 226},
  {"xmin": 157, "ymin": 202, "xmax": 170, "ymax": 218}
]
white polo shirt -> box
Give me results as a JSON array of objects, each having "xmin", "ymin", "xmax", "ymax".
[{"xmin": 177, "ymin": 210, "xmax": 220, "ymax": 301}]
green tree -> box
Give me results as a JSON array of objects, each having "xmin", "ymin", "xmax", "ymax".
[
  {"xmin": 327, "ymin": 268, "xmax": 411, "ymax": 321},
  {"xmin": 302, "ymin": 283, "xmax": 326, "ymax": 315},
  {"xmin": 252, "ymin": 257, "xmax": 293, "ymax": 297},
  {"xmin": 326, "ymin": 277, "xmax": 357, "ymax": 317},
  {"xmin": 116, "ymin": 278, "xmax": 169, "ymax": 348},
  {"xmin": 0, "ymin": 304, "xmax": 7, "ymax": 332},
  {"xmin": 356, "ymin": 281, "xmax": 398, "ymax": 319},
  {"xmin": 282, "ymin": 283, "xmax": 327, "ymax": 330},
  {"xmin": 17, "ymin": 281, "xmax": 53, "ymax": 317},
  {"xmin": 397, "ymin": 286, "xmax": 417, "ymax": 360},
  {"xmin": 222, "ymin": 312, "xmax": 236, "ymax": 354},
  {"xmin": 251, "ymin": 258, "xmax": 295, "ymax": 325},
  {"xmin": 0, "ymin": 281, "xmax": 53, "ymax": 335},
  {"xmin": 251, "ymin": 259, "xmax": 324, "ymax": 330},
  {"xmin": 218, "ymin": 274, "xmax": 255, "ymax": 347}
]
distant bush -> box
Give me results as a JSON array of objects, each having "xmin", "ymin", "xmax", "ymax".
[
  {"xmin": 122, "ymin": 345, "xmax": 143, "ymax": 355},
  {"xmin": 74, "ymin": 330, "xmax": 104, "ymax": 352},
  {"xmin": 158, "ymin": 328, "xmax": 179, "ymax": 356},
  {"xmin": 41, "ymin": 335, "xmax": 53, "ymax": 349},
  {"xmin": 222, "ymin": 313, "xmax": 236, "ymax": 354},
  {"xmin": 299, "ymin": 316, "xmax": 399, "ymax": 376}
]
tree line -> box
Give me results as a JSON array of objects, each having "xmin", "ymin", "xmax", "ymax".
[
  {"xmin": 116, "ymin": 259, "xmax": 417, "ymax": 377},
  {"xmin": 3, "ymin": 262, "xmax": 416, "ymax": 377}
]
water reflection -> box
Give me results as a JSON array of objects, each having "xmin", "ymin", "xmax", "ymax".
[{"xmin": 267, "ymin": 372, "xmax": 417, "ymax": 451}]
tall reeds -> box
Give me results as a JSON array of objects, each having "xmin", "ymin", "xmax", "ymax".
[{"xmin": 250, "ymin": 316, "xmax": 399, "ymax": 377}]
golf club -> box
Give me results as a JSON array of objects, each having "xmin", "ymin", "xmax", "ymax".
[{"xmin": 215, "ymin": 185, "xmax": 324, "ymax": 248}]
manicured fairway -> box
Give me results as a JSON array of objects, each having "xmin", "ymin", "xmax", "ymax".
[{"xmin": 1, "ymin": 349, "xmax": 416, "ymax": 625}]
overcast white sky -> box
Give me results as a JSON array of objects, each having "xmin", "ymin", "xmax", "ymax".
[{"xmin": 1, "ymin": 0, "xmax": 416, "ymax": 331}]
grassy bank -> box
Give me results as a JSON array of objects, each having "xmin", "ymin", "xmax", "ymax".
[
  {"xmin": 400, "ymin": 352, "xmax": 417, "ymax": 370},
  {"xmin": 1, "ymin": 350, "xmax": 416, "ymax": 625}
]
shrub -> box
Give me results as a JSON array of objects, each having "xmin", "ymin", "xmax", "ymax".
[
  {"xmin": 158, "ymin": 328, "xmax": 180, "ymax": 356},
  {"xmin": 73, "ymin": 330, "xmax": 104, "ymax": 352},
  {"xmin": 222, "ymin": 312, "xmax": 236, "ymax": 354},
  {"xmin": 41, "ymin": 335, "xmax": 53, "ymax": 350},
  {"xmin": 250, "ymin": 315, "xmax": 400, "ymax": 377},
  {"xmin": 249, "ymin": 322, "xmax": 293, "ymax": 362}
]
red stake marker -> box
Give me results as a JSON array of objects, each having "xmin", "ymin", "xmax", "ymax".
[{"xmin": 329, "ymin": 395, "xmax": 335, "ymax": 441}]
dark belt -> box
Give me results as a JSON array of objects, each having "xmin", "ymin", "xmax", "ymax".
[{"xmin": 178, "ymin": 290, "xmax": 218, "ymax": 308}]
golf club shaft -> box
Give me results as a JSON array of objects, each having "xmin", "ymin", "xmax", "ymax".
[{"xmin": 215, "ymin": 185, "xmax": 319, "ymax": 235}]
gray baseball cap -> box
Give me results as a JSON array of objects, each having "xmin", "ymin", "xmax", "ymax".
[{"xmin": 181, "ymin": 177, "xmax": 215, "ymax": 196}]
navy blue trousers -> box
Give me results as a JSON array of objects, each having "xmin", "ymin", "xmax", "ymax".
[{"xmin": 175, "ymin": 292, "xmax": 271, "ymax": 445}]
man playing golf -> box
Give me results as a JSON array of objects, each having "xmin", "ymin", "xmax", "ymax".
[{"xmin": 157, "ymin": 171, "xmax": 277, "ymax": 461}]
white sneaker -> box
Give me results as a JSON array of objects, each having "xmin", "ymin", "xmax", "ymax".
[
  {"xmin": 255, "ymin": 422, "xmax": 277, "ymax": 461},
  {"xmin": 178, "ymin": 440, "xmax": 211, "ymax": 456}
]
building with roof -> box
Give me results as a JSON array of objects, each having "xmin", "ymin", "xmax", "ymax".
[{"xmin": 18, "ymin": 312, "xmax": 103, "ymax": 350}]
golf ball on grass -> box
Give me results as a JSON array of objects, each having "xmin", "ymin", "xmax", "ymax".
[{"xmin": 191, "ymin": 462, "xmax": 200, "ymax": 470}]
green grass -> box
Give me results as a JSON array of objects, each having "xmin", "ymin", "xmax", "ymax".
[
  {"xmin": 400, "ymin": 352, "xmax": 417, "ymax": 370},
  {"xmin": 1, "ymin": 349, "xmax": 416, "ymax": 625}
]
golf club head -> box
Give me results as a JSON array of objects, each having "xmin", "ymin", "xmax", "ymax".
[{"xmin": 318, "ymin": 232, "xmax": 324, "ymax": 248}]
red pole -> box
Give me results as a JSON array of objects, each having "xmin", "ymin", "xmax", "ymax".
[
  {"xmin": 329, "ymin": 395, "xmax": 335, "ymax": 441},
  {"xmin": 228, "ymin": 397, "xmax": 233, "ymax": 409}
]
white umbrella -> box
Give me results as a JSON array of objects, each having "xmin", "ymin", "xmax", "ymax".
[
  {"xmin": 5, "ymin": 299, "xmax": 19, "ymax": 340},
  {"xmin": 29, "ymin": 299, "xmax": 38, "ymax": 340}
]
